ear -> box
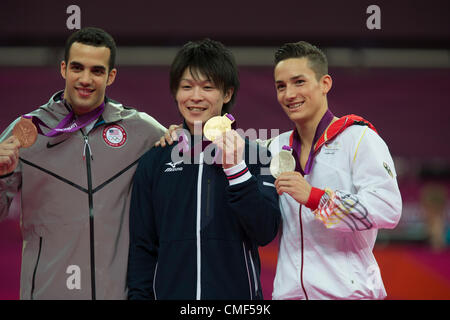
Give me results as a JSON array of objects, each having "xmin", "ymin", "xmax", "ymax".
[
  {"xmin": 60, "ymin": 61, "xmax": 67, "ymax": 80},
  {"xmin": 106, "ymin": 68, "xmax": 117, "ymax": 86},
  {"xmin": 223, "ymin": 87, "xmax": 234, "ymax": 104},
  {"xmin": 320, "ymin": 74, "xmax": 332, "ymax": 95}
]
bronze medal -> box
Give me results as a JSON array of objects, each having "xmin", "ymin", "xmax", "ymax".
[{"xmin": 12, "ymin": 117, "xmax": 38, "ymax": 148}]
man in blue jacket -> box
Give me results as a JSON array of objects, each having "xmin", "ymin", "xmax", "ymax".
[{"xmin": 127, "ymin": 39, "xmax": 281, "ymax": 300}]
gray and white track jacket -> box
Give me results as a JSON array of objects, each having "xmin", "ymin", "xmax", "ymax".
[{"xmin": 0, "ymin": 91, "xmax": 165, "ymax": 299}]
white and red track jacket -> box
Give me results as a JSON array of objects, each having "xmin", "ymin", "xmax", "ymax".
[{"xmin": 268, "ymin": 114, "xmax": 402, "ymax": 300}]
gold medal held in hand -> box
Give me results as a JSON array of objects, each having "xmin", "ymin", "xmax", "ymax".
[
  {"xmin": 12, "ymin": 116, "xmax": 38, "ymax": 148},
  {"xmin": 203, "ymin": 113, "xmax": 235, "ymax": 142},
  {"xmin": 270, "ymin": 145, "xmax": 296, "ymax": 178}
]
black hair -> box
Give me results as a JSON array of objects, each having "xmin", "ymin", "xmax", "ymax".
[
  {"xmin": 274, "ymin": 41, "xmax": 328, "ymax": 80},
  {"xmin": 170, "ymin": 38, "xmax": 239, "ymax": 114},
  {"xmin": 64, "ymin": 27, "xmax": 116, "ymax": 71}
]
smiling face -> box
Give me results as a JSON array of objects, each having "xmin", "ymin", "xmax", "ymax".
[
  {"xmin": 61, "ymin": 42, "xmax": 117, "ymax": 115},
  {"xmin": 176, "ymin": 68, "xmax": 233, "ymax": 133},
  {"xmin": 274, "ymin": 57, "xmax": 332, "ymax": 126}
]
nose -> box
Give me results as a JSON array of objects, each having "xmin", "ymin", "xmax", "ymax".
[
  {"xmin": 190, "ymin": 86, "xmax": 203, "ymax": 102},
  {"xmin": 79, "ymin": 70, "xmax": 92, "ymax": 86},
  {"xmin": 285, "ymin": 84, "xmax": 297, "ymax": 101}
]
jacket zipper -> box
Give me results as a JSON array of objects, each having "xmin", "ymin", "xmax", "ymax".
[
  {"xmin": 153, "ymin": 262, "xmax": 158, "ymax": 300},
  {"xmin": 242, "ymin": 242, "xmax": 253, "ymax": 300},
  {"xmin": 299, "ymin": 205, "xmax": 309, "ymax": 300},
  {"xmin": 83, "ymin": 134, "xmax": 96, "ymax": 300},
  {"xmin": 248, "ymin": 249, "xmax": 259, "ymax": 297},
  {"xmin": 30, "ymin": 236, "xmax": 42, "ymax": 300},
  {"xmin": 195, "ymin": 152, "xmax": 204, "ymax": 300}
]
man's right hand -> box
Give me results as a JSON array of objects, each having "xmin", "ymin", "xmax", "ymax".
[{"xmin": 0, "ymin": 136, "xmax": 21, "ymax": 176}]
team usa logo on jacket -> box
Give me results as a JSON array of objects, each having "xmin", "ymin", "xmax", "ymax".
[{"xmin": 103, "ymin": 124, "xmax": 127, "ymax": 148}]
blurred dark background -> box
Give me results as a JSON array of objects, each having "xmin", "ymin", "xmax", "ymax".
[
  {"xmin": 1, "ymin": 0, "xmax": 449, "ymax": 47},
  {"xmin": 0, "ymin": 0, "xmax": 449, "ymax": 299}
]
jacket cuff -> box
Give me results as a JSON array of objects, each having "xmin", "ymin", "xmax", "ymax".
[
  {"xmin": 305, "ymin": 187, "xmax": 325, "ymax": 210},
  {"xmin": 223, "ymin": 160, "xmax": 252, "ymax": 186}
]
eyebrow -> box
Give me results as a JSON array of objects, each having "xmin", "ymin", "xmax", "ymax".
[
  {"xmin": 69, "ymin": 61, "xmax": 107, "ymax": 71},
  {"xmin": 275, "ymin": 74, "xmax": 305, "ymax": 84},
  {"xmin": 290, "ymin": 74, "xmax": 305, "ymax": 80},
  {"xmin": 181, "ymin": 78, "xmax": 213, "ymax": 84},
  {"xmin": 69, "ymin": 61, "xmax": 83, "ymax": 68}
]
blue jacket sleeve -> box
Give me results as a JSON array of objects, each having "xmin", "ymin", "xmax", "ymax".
[
  {"xmin": 226, "ymin": 142, "xmax": 281, "ymax": 246},
  {"xmin": 127, "ymin": 151, "xmax": 158, "ymax": 300}
]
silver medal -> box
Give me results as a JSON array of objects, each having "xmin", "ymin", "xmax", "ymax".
[{"xmin": 270, "ymin": 145, "xmax": 296, "ymax": 178}]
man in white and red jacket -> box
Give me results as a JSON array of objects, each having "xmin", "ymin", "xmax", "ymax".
[{"xmin": 269, "ymin": 41, "xmax": 402, "ymax": 300}]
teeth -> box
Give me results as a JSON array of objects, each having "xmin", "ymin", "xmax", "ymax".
[
  {"xmin": 78, "ymin": 88, "xmax": 93, "ymax": 95},
  {"xmin": 288, "ymin": 102, "xmax": 304, "ymax": 109},
  {"xmin": 188, "ymin": 107, "xmax": 205, "ymax": 112}
]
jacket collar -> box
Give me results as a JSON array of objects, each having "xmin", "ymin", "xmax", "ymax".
[
  {"xmin": 44, "ymin": 90, "xmax": 124, "ymax": 125},
  {"xmin": 289, "ymin": 109, "xmax": 335, "ymax": 175}
]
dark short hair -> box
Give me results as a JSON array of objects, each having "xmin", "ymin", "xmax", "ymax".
[
  {"xmin": 170, "ymin": 38, "xmax": 239, "ymax": 115},
  {"xmin": 64, "ymin": 27, "xmax": 116, "ymax": 72},
  {"xmin": 274, "ymin": 41, "xmax": 328, "ymax": 80}
]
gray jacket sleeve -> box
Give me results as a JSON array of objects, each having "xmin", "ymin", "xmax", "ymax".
[
  {"xmin": 0, "ymin": 171, "xmax": 22, "ymax": 221},
  {"xmin": 0, "ymin": 118, "xmax": 22, "ymax": 221}
]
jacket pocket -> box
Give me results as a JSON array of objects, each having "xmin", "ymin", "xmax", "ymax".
[{"xmin": 30, "ymin": 237, "xmax": 42, "ymax": 300}]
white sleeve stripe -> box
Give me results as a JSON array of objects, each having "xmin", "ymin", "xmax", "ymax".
[
  {"xmin": 263, "ymin": 182, "xmax": 275, "ymax": 188},
  {"xmin": 228, "ymin": 171, "xmax": 252, "ymax": 186}
]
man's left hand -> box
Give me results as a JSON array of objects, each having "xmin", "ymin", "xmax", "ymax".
[{"xmin": 214, "ymin": 130, "xmax": 245, "ymax": 169}]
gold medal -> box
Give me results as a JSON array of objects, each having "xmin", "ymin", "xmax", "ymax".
[
  {"xmin": 203, "ymin": 113, "xmax": 235, "ymax": 141},
  {"xmin": 270, "ymin": 146, "xmax": 296, "ymax": 178},
  {"xmin": 12, "ymin": 116, "xmax": 38, "ymax": 148}
]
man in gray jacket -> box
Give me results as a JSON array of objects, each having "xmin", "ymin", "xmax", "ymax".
[{"xmin": 0, "ymin": 27, "xmax": 165, "ymax": 299}]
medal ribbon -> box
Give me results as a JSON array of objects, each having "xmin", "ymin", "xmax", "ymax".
[
  {"xmin": 288, "ymin": 110, "xmax": 335, "ymax": 175},
  {"xmin": 24, "ymin": 100, "xmax": 105, "ymax": 137}
]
